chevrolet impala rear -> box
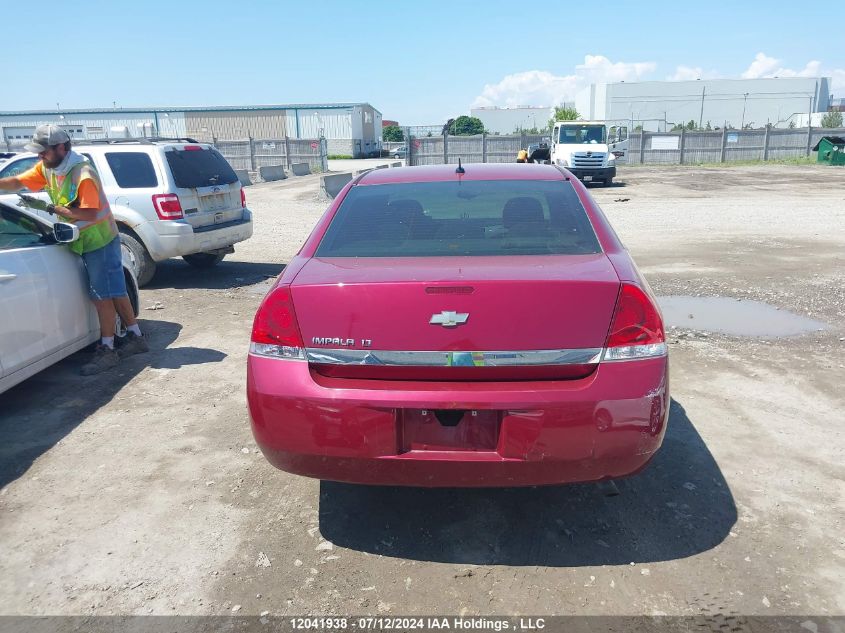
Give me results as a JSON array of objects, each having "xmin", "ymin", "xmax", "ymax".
[{"xmin": 247, "ymin": 164, "xmax": 668, "ymax": 487}]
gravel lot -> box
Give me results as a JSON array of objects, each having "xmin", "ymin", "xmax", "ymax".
[{"xmin": 0, "ymin": 164, "xmax": 843, "ymax": 620}]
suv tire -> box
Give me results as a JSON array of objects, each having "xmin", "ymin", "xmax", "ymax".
[
  {"xmin": 182, "ymin": 252, "xmax": 225, "ymax": 268},
  {"xmin": 119, "ymin": 230, "xmax": 156, "ymax": 287}
]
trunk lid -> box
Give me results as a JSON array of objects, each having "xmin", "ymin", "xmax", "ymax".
[
  {"xmin": 164, "ymin": 146, "xmax": 244, "ymax": 229},
  {"xmin": 291, "ymin": 255, "xmax": 620, "ymax": 380}
]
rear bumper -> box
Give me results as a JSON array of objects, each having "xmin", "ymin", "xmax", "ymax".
[
  {"xmin": 136, "ymin": 210, "xmax": 253, "ymax": 261},
  {"xmin": 568, "ymin": 167, "xmax": 616, "ymax": 181},
  {"xmin": 247, "ymin": 355, "xmax": 669, "ymax": 487}
]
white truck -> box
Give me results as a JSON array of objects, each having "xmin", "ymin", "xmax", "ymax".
[{"xmin": 550, "ymin": 121, "xmax": 628, "ymax": 186}]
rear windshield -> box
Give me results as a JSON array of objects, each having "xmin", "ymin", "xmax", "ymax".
[
  {"xmin": 105, "ymin": 152, "xmax": 157, "ymax": 188},
  {"xmin": 165, "ymin": 148, "xmax": 238, "ymax": 188},
  {"xmin": 316, "ymin": 180, "xmax": 601, "ymax": 257}
]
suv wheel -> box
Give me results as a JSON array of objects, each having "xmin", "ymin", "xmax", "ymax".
[
  {"xmin": 119, "ymin": 230, "xmax": 156, "ymax": 287},
  {"xmin": 182, "ymin": 252, "xmax": 225, "ymax": 268}
]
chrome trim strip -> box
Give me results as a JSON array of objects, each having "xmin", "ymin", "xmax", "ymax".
[{"xmin": 305, "ymin": 348, "xmax": 604, "ymax": 366}]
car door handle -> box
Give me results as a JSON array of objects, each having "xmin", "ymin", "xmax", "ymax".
[{"xmin": 0, "ymin": 273, "xmax": 17, "ymax": 283}]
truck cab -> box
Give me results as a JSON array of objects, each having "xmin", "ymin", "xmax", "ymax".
[{"xmin": 551, "ymin": 121, "xmax": 627, "ymax": 186}]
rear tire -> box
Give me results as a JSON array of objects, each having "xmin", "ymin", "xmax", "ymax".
[
  {"xmin": 119, "ymin": 230, "xmax": 156, "ymax": 287},
  {"xmin": 182, "ymin": 252, "xmax": 225, "ymax": 268},
  {"xmin": 605, "ymin": 177, "xmax": 614, "ymax": 186}
]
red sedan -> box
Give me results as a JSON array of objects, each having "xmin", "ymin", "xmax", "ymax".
[{"xmin": 247, "ymin": 163, "xmax": 668, "ymax": 487}]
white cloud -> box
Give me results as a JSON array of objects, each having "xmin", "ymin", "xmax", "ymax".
[
  {"xmin": 741, "ymin": 53, "xmax": 845, "ymax": 96},
  {"xmin": 667, "ymin": 66, "xmax": 722, "ymax": 81},
  {"xmin": 742, "ymin": 52, "xmax": 781, "ymax": 79},
  {"xmin": 471, "ymin": 55, "xmax": 656, "ymax": 109},
  {"xmin": 472, "ymin": 53, "xmax": 845, "ymax": 112}
]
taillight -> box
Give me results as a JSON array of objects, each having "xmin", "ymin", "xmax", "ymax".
[
  {"xmin": 151, "ymin": 193, "xmax": 183, "ymax": 220},
  {"xmin": 183, "ymin": 145, "xmax": 203, "ymax": 151},
  {"xmin": 250, "ymin": 286, "xmax": 305, "ymax": 360},
  {"xmin": 604, "ymin": 283, "xmax": 667, "ymax": 361},
  {"xmin": 240, "ymin": 188, "xmax": 246, "ymax": 208}
]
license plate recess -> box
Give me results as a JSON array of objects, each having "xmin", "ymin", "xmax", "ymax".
[{"xmin": 400, "ymin": 409, "xmax": 501, "ymax": 452}]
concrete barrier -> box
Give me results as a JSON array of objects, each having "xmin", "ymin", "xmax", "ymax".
[
  {"xmin": 321, "ymin": 173, "xmax": 353, "ymax": 198},
  {"xmin": 258, "ymin": 165, "xmax": 287, "ymax": 181},
  {"xmin": 375, "ymin": 164, "xmax": 388, "ymax": 169},
  {"xmin": 354, "ymin": 168, "xmax": 373, "ymax": 177},
  {"xmin": 234, "ymin": 169, "xmax": 252, "ymax": 186},
  {"xmin": 290, "ymin": 162, "xmax": 311, "ymax": 176},
  {"xmin": 390, "ymin": 162, "xmax": 402, "ymax": 167}
]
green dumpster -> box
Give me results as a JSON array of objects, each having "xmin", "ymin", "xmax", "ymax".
[{"xmin": 812, "ymin": 136, "xmax": 845, "ymax": 165}]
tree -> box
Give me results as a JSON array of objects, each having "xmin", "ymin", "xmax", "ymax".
[
  {"xmin": 382, "ymin": 125, "xmax": 404, "ymax": 142},
  {"xmin": 821, "ymin": 111, "xmax": 843, "ymax": 128},
  {"xmin": 552, "ymin": 106, "xmax": 580, "ymax": 121},
  {"xmin": 448, "ymin": 116, "xmax": 485, "ymax": 136},
  {"xmin": 548, "ymin": 106, "xmax": 580, "ymax": 130},
  {"xmin": 704, "ymin": 121, "xmax": 712, "ymax": 131},
  {"xmin": 788, "ymin": 120, "xmax": 796, "ymax": 129}
]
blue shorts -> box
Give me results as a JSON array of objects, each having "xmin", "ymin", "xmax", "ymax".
[{"xmin": 81, "ymin": 237, "xmax": 127, "ymax": 300}]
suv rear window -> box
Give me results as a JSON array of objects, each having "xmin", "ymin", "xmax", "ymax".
[
  {"xmin": 105, "ymin": 152, "xmax": 158, "ymax": 188},
  {"xmin": 165, "ymin": 148, "xmax": 238, "ymax": 188},
  {"xmin": 316, "ymin": 180, "xmax": 601, "ymax": 257}
]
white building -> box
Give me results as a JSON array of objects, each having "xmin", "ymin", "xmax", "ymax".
[
  {"xmin": 0, "ymin": 103, "xmax": 383, "ymax": 157},
  {"xmin": 471, "ymin": 106, "xmax": 556, "ymax": 134},
  {"xmin": 576, "ymin": 78, "xmax": 832, "ymax": 130}
]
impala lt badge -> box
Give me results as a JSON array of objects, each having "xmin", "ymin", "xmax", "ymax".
[{"xmin": 429, "ymin": 311, "xmax": 469, "ymax": 327}]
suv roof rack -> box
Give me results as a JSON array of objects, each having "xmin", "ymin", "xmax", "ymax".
[{"xmin": 78, "ymin": 137, "xmax": 201, "ymax": 145}]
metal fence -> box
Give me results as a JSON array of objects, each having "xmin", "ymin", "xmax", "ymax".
[
  {"xmin": 408, "ymin": 133, "xmax": 549, "ymax": 166},
  {"xmin": 623, "ymin": 126, "xmax": 845, "ymax": 165},
  {"xmin": 399, "ymin": 127, "xmax": 845, "ymax": 167},
  {"xmin": 213, "ymin": 137, "xmax": 326, "ymax": 172}
]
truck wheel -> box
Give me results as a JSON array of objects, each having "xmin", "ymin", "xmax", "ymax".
[
  {"xmin": 119, "ymin": 229, "xmax": 156, "ymax": 287},
  {"xmin": 183, "ymin": 252, "xmax": 225, "ymax": 268},
  {"xmin": 605, "ymin": 177, "xmax": 614, "ymax": 186}
]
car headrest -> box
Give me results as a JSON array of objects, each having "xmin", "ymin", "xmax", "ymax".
[{"xmin": 503, "ymin": 197, "xmax": 544, "ymax": 227}]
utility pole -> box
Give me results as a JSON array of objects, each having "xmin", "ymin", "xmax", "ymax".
[
  {"xmin": 698, "ymin": 86, "xmax": 706, "ymax": 130},
  {"xmin": 741, "ymin": 93, "xmax": 749, "ymax": 129}
]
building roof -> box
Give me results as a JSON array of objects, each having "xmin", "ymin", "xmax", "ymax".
[{"xmin": 0, "ymin": 103, "xmax": 381, "ymax": 116}]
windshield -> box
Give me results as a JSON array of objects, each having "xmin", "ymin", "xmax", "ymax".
[
  {"xmin": 316, "ymin": 180, "xmax": 601, "ymax": 257},
  {"xmin": 557, "ymin": 125, "xmax": 607, "ymax": 144}
]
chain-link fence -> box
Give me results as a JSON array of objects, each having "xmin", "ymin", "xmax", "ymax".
[
  {"xmin": 398, "ymin": 127, "xmax": 845, "ymax": 167},
  {"xmin": 213, "ymin": 137, "xmax": 326, "ymax": 172}
]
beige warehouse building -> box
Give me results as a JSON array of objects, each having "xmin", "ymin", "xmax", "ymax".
[{"xmin": 0, "ymin": 103, "xmax": 383, "ymax": 158}]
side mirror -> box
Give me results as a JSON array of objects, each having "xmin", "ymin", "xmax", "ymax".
[{"xmin": 53, "ymin": 222, "xmax": 80, "ymax": 244}]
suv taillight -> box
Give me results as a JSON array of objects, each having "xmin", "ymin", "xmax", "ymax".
[
  {"xmin": 250, "ymin": 286, "xmax": 305, "ymax": 360},
  {"xmin": 240, "ymin": 188, "xmax": 246, "ymax": 208},
  {"xmin": 604, "ymin": 283, "xmax": 667, "ymax": 361},
  {"xmin": 151, "ymin": 193, "xmax": 183, "ymax": 220}
]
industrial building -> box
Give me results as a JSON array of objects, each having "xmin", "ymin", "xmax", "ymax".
[
  {"xmin": 576, "ymin": 77, "xmax": 832, "ymax": 130},
  {"xmin": 471, "ymin": 106, "xmax": 557, "ymax": 134},
  {"xmin": 0, "ymin": 103, "xmax": 383, "ymax": 157}
]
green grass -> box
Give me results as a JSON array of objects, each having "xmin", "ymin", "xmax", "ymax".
[{"xmin": 327, "ymin": 154, "xmax": 353, "ymax": 160}]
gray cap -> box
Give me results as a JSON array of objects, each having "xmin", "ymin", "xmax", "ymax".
[{"xmin": 24, "ymin": 124, "xmax": 71, "ymax": 153}]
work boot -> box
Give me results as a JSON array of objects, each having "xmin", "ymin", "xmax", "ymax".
[
  {"xmin": 80, "ymin": 344, "xmax": 119, "ymax": 376},
  {"xmin": 117, "ymin": 332, "xmax": 150, "ymax": 358}
]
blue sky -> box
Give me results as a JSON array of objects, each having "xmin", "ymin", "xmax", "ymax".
[{"xmin": 3, "ymin": 0, "xmax": 842, "ymax": 125}]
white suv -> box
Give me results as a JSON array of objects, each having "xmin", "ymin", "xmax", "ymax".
[{"xmin": 0, "ymin": 138, "xmax": 253, "ymax": 286}]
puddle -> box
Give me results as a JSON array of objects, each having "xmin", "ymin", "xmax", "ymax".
[{"xmin": 657, "ymin": 296, "xmax": 829, "ymax": 337}]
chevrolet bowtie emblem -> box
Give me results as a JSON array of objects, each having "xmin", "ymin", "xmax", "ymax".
[{"xmin": 429, "ymin": 311, "xmax": 469, "ymax": 327}]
